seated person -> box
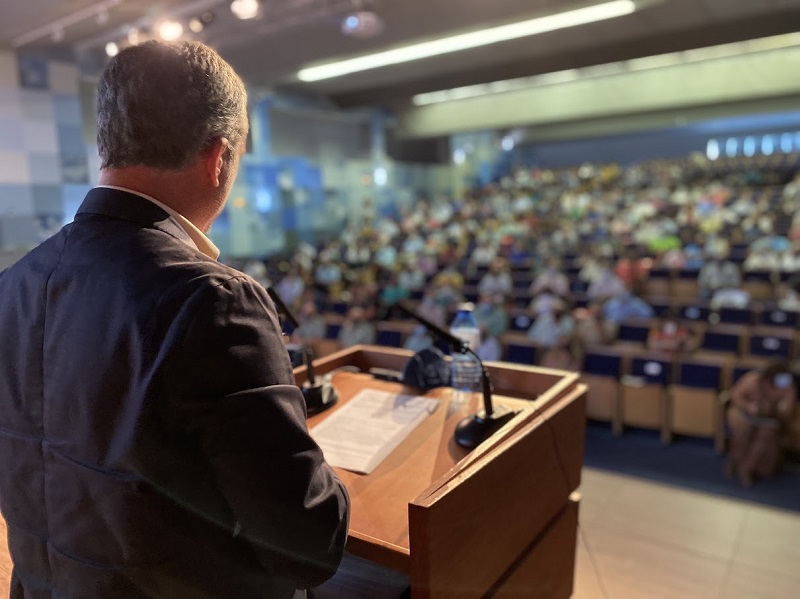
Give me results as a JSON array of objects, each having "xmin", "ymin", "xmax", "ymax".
[
  {"xmin": 337, "ymin": 306, "xmax": 376, "ymax": 348},
  {"xmin": 473, "ymin": 292, "xmax": 509, "ymax": 338},
  {"xmin": 476, "ymin": 327, "xmax": 502, "ymax": 363},
  {"xmin": 274, "ymin": 265, "xmax": 305, "ymax": 309},
  {"xmin": 710, "ymin": 287, "xmax": 751, "ymax": 310},
  {"xmin": 698, "ymin": 252, "xmax": 741, "ymax": 299},
  {"xmin": 725, "ymin": 360, "xmax": 798, "ymax": 487},
  {"xmin": 291, "ymin": 300, "xmax": 327, "ymax": 344},
  {"xmin": 403, "ymin": 325, "xmax": 434, "ymax": 353},
  {"xmin": 533, "ymin": 303, "xmax": 579, "ymax": 371},
  {"xmin": 602, "ymin": 291, "xmax": 655, "ymax": 324},
  {"xmin": 478, "ymin": 258, "xmax": 513, "ymax": 297},
  {"xmin": 647, "ymin": 312, "xmax": 694, "ymax": 352},
  {"xmin": 572, "ymin": 305, "xmax": 608, "ymax": 354},
  {"xmin": 530, "ymin": 258, "xmax": 570, "ymax": 298},
  {"xmin": 587, "ymin": 264, "xmax": 627, "ymax": 303}
]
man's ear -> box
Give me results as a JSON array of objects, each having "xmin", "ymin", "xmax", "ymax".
[{"xmin": 205, "ymin": 137, "xmax": 230, "ymax": 188}]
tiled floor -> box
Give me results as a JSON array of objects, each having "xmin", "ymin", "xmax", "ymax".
[
  {"xmin": 0, "ymin": 467, "xmax": 797, "ymax": 598},
  {"xmin": 574, "ymin": 468, "xmax": 800, "ymax": 599}
]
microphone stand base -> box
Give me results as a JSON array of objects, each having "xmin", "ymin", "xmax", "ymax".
[
  {"xmin": 304, "ymin": 382, "xmax": 339, "ymax": 415},
  {"xmin": 454, "ymin": 404, "xmax": 517, "ymax": 449}
]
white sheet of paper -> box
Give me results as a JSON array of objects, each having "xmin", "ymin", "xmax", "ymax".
[{"xmin": 310, "ymin": 389, "xmax": 440, "ymax": 474}]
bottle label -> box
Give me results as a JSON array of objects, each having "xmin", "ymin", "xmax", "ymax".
[{"xmin": 451, "ymin": 328, "xmax": 480, "ymax": 352}]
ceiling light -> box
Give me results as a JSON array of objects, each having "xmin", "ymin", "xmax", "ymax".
[
  {"xmin": 341, "ymin": 11, "xmax": 385, "ymax": 39},
  {"xmin": 50, "ymin": 28, "xmax": 65, "ymax": 42},
  {"xmin": 298, "ymin": 0, "xmax": 636, "ymax": 82},
  {"xmin": 157, "ymin": 20, "xmax": 184, "ymax": 41},
  {"xmin": 230, "ymin": 0, "xmax": 260, "ymax": 20},
  {"xmin": 105, "ymin": 41, "xmax": 119, "ymax": 57},
  {"xmin": 189, "ymin": 18, "xmax": 204, "ymax": 33},
  {"xmin": 96, "ymin": 10, "xmax": 109, "ymax": 26},
  {"xmin": 411, "ymin": 31, "xmax": 800, "ymax": 107},
  {"xmin": 501, "ymin": 136, "xmax": 515, "ymax": 152}
]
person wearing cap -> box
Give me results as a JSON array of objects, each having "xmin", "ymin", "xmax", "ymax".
[{"xmin": 725, "ymin": 360, "xmax": 798, "ymax": 487}]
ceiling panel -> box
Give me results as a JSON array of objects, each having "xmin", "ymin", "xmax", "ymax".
[{"xmin": 3, "ymin": 0, "xmax": 800, "ymax": 106}]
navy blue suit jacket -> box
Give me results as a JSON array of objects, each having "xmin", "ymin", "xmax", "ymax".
[{"xmin": 0, "ymin": 187, "xmax": 349, "ymax": 598}]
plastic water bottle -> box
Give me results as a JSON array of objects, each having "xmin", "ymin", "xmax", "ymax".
[{"xmin": 450, "ymin": 303, "xmax": 482, "ymax": 405}]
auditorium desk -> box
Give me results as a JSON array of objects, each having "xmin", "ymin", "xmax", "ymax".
[{"xmin": 299, "ymin": 345, "xmax": 587, "ymax": 598}]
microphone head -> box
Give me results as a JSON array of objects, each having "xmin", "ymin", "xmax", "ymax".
[{"xmin": 402, "ymin": 347, "xmax": 451, "ymax": 390}]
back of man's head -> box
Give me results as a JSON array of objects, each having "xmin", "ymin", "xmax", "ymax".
[{"xmin": 96, "ymin": 40, "xmax": 247, "ymax": 171}]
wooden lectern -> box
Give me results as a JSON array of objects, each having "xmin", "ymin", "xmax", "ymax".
[{"xmin": 296, "ymin": 345, "xmax": 586, "ymax": 598}]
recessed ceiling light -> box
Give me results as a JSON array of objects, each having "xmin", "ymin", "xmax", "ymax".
[
  {"xmin": 341, "ymin": 11, "xmax": 385, "ymax": 39},
  {"xmin": 189, "ymin": 18, "xmax": 204, "ymax": 33},
  {"xmin": 157, "ymin": 20, "xmax": 183, "ymax": 41},
  {"xmin": 105, "ymin": 41, "xmax": 119, "ymax": 57},
  {"xmin": 230, "ymin": 0, "xmax": 260, "ymax": 20}
]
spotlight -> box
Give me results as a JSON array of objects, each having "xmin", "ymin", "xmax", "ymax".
[
  {"xmin": 341, "ymin": 11, "xmax": 385, "ymax": 39},
  {"xmin": 105, "ymin": 41, "xmax": 119, "ymax": 57},
  {"xmin": 453, "ymin": 149, "xmax": 466, "ymax": 164},
  {"xmin": 157, "ymin": 20, "xmax": 184, "ymax": 41},
  {"xmin": 189, "ymin": 18, "xmax": 204, "ymax": 33},
  {"xmin": 501, "ymin": 136, "xmax": 515, "ymax": 151},
  {"xmin": 230, "ymin": 0, "xmax": 260, "ymax": 20}
]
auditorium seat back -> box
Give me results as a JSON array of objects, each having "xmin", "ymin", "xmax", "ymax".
[
  {"xmin": 580, "ymin": 348, "xmax": 625, "ymax": 427},
  {"xmin": 667, "ymin": 358, "xmax": 725, "ymax": 442}
]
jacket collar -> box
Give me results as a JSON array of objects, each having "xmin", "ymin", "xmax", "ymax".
[{"xmin": 76, "ymin": 187, "xmax": 195, "ymax": 248}]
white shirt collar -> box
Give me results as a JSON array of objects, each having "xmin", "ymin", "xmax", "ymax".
[{"xmin": 96, "ymin": 185, "xmax": 220, "ymax": 261}]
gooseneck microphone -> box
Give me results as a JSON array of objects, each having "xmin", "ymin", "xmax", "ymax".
[
  {"xmin": 267, "ymin": 287, "xmax": 338, "ymax": 414},
  {"xmin": 394, "ymin": 301, "xmax": 517, "ymax": 449}
]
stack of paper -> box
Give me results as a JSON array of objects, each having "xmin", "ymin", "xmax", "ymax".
[{"xmin": 310, "ymin": 389, "xmax": 440, "ymax": 474}]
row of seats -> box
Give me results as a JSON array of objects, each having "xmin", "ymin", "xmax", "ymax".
[
  {"xmin": 580, "ymin": 348, "xmax": 800, "ymax": 454},
  {"xmin": 320, "ymin": 310, "xmax": 800, "ymax": 363}
]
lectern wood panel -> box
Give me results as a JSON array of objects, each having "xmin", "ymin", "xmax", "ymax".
[
  {"xmin": 407, "ymin": 387, "xmax": 585, "ymax": 599},
  {"xmin": 492, "ymin": 496, "xmax": 580, "ymax": 599}
]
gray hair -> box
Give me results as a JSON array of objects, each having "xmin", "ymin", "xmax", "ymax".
[{"xmin": 96, "ymin": 40, "xmax": 248, "ymax": 170}]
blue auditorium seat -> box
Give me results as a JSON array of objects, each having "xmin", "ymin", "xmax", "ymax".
[
  {"xmin": 376, "ymin": 329, "xmax": 403, "ymax": 348},
  {"xmin": 581, "ymin": 348, "xmax": 625, "ymax": 425},
  {"xmin": 749, "ymin": 330, "xmax": 794, "ymax": 359},
  {"xmin": 700, "ymin": 328, "xmax": 743, "ymax": 355},
  {"xmin": 630, "ymin": 356, "xmax": 672, "ymax": 386},
  {"xmin": 717, "ymin": 307, "xmax": 754, "ymax": 325},
  {"xmin": 761, "ymin": 307, "xmax": 799, "ymax": 328},
  {"xmin": 326, "ymin": 300, "xmax": 349, "ymax": 315},
  {"xmin": 676, "ymin": 361, "xmax": 723, "ymax": 390},
  {"xmin": 509, "ymin": 312, "xmax": 533, "ymax": 332},
  {"xmin": 679, "ymin": 304, "xmax": 710, "ymax": 323},
  {"xmin": 616, "ymin": 321, "xmax": 651, "ymax": 345},
  {"xmin": 504, "ymin": 340, "xmax": 539, "ymax": 365},
  {"xmin": 583, "ymin": 351, "xmax": 623, "ymax": 377}
]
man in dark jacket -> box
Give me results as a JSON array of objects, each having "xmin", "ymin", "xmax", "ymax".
[{"xmin": 0, "ymin": 40, "xmax": 349, "ymax": 598}]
